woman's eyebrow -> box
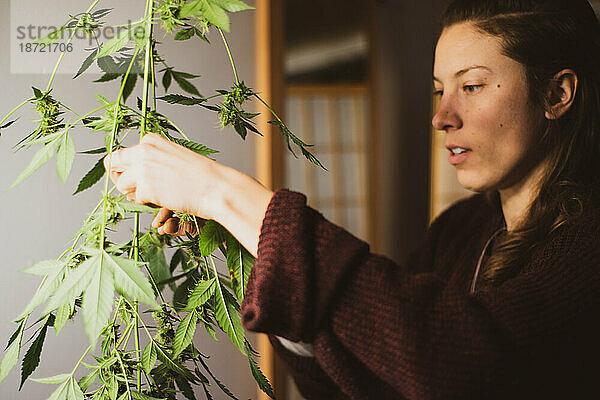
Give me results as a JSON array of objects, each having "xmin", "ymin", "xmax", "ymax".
[{"xmin": 433, "ymin": 65, "xmax": 492, "ymax": 82}]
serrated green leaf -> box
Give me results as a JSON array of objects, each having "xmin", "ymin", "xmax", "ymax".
[
  {"xmin": 173, "ymin": 310, "xmax": 197, "ymax": 356},
  {"xmin": 53, "ymin": 299, "xmax": 74, "ymax": 335},
  {"xmin": 56, "ymin": 133, "xmax": 75, "ymax": 183},
  {"xmin": 78, "ymin": 370, "xmax": 98, "ymax": 391},
  {"xmin": 67, "ymin": 376, "xmax": 85, "ymax": 400},
  {"xmin": 5, "ymin": 323, "xmax": 23, "ymax": 351},
  {"xmin": 131, "ymin": 391, "xmax": 166, "ymax": 400},
  {"xmin": 20, "ymin": 317, "xmax": 52, "ymax": 389},
  {"xmin": 21, "ymin": 260, "xmax": 62, "ymax": 276},
  {"xmin": 167, "ymin": 136, "xmax": 218, "ymax": 156},
  {"xmin": 95, "ymin": 73, "xmax": 120, "ymax": 83},
  {"xmin": 158, "ymin": 94, "xmax": 206, "ymax": 106},
  {"xmin": 245, "ymin": 341, "xmax": 274, "ymax": 399},
  {"xmin": 162, "ymin": 70, "xmax": 172, "ymax": 92},
  {"xmin": 46, "ymin": 379, "xmax": 70, "ymax": 400},
  {"xmin": 32, "ymin": 27, "xmax": 65, "ymax": 45},
  {"xmin": 211, "ymin": 0, "xmax": 254, "ymax": 12},
  {"xmin": 175, "ymin": 375, "xmax": 197, "ymax": 400},
  {"xmin": 174, "ymin": 27, "xmax": 195, "ymax": 41},
  {"xmin": 0, "ymin": 323, "xmax": 23, "ymax": 383},
  {"xmin": 155, "ymin": 344, "xmax": 198, "ymax": 382},
  {"xmin": 105, "ymin": 252, "xmax": 158, "ymax": 308},
  {"xmin": 30, "ymin": 373, "xmax": 70, "ymax": 385},
  {"xmin": 96, "ymin": 27, "xmax": 134, "ymax": 59},
  {"xmin": 122, "ymin": 73, "xmax": 137, "ymax": 103},
  {"xmin": 17, "ymin": 264, "xmax": 65, "ymax": 320},
  {"xmin": 10, "ymin": 135, "xmax": 61, "ymax": 188},
  {"xmin": 172, "ymin": 73, "xmax": 202, "ymax": 97},
  {"xmin": 139, "ymin": 233, "xmax": 171, "ymax": 291},
  {"xmin": 117, "ymin": 200, "xmax": 155, "ymax": 213},
  {"xmin": 141, "ymin": 341, "xmax": 157, "ymax": 374},
  {"xmin": 197, "ymin": 221, "xmax": 227, "ymax": 256},
  {"xmin": 74, "ymin": 49, "xmax": 99, "ymax": 79},
  {"xmin": 179, "ymin": 0, "xmax": 204, "ymax": 18},
  {"xmin": 43, "ymin": 253, "xmax": 98, "ymax": 315},
  {"xmin": 201, "ymin": 0, "xmax": 230, "ymax": 32},
  {"xmin": 226, "ymin": 236, "xmax": 254, "ymax": 302},
  {"xmin": 73, "ymin": 157, "xmax": 106, "ymax": 195},
  {"xmin": 82, "ymin": 253, "xmax": 115, "ymax": 346},
  {"xmin": 186, "ymin": 278, "xmax": 216, "ymax": 310},
  {"xmin": 213, "ymin": 282, "xmax": 245, "ymax": 353}
]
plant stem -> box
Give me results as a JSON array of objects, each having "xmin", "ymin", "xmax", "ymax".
[
  {"xmin": 218, "ymin": 28, "xmax": 239, "ymax": 85},
  {"xmin": 99, "ymin": 48, "xmax": 141, "ymax": 251},
  {"xmin": 0, "ymin": 98, "xmax": 33, "ymax": 128},
  {"xmin": 253, "ymin": 93, "xmax": 283, "ymax": 123}
]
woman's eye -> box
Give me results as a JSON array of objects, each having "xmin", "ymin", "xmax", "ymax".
[
  {"xmin": 463, "ymin": 84, "xmax": 483, "ymax": 94},
  {"xmin": 433, "ymin": 89, "xmax": 443, "ymax": 97}
]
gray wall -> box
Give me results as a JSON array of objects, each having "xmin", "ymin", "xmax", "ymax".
[{"xmin": 0, "ymin": 1, "xmax": 259, "ymax": 398}]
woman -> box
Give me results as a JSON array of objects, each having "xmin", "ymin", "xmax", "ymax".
[{"xmin": 104, "ymin": 0, "xmax": 600, "ymax": 398}]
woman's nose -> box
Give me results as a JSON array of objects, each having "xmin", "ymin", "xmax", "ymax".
[{"xmin": 432, "ymin": 96, "xmax": 462, "ymax": 131}]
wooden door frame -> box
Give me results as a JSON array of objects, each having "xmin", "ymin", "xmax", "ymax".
[{"xmin": 255, "ymin": 1, "xmax": 287, "ymax": 399}]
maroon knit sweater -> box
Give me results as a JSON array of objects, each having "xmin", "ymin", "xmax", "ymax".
[{"xmin": 241, "ymin": 189, "xmax": 600, "ymax": 399}]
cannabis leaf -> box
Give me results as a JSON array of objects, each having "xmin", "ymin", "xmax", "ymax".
[
  {"xmin": 44, "ymin": 251, "xmax": 158, "ymax": 345},
  {"xmin": 73, "ymin": 157, "xmax": 106, "ymax": 195},
  {"xmin": 186, "ymin": 278, "xmax": 217, "ymax": 311},
  {"xmin": 197, "ymin": 220, "xmax": 228, "ymax": 256},
  {"xmin": 180, "ymin": 0, "xmax": 254, "ymax": 32},
  {"xmin": 246, "ymin": 341, "xmax": 275, "ymax": 398},
  {"xmin": 158, "ymin": 94, "xmax": 206, "ymax": 106},
  {"xmin": 20, "ymin": 315, "xmax": 54, "ymax": 389},
  {"xmin": 30, "ymin": 373, "xmax": 71, "ymax": 384},
  {"xmin": 155, "ymin": 343, "xmax": 199, "ymax": 383},
  {"xmin": 173, "ymin": 310, "xmax": 198, "ymax": 356},
  {"xmin": 174, "ymin": 27, "xmax": 196, "ymax": 41},
  {"xmin": 74, "ymin": 49, "xmax": 99, "ymax": 79},
  {"xmin": 171, "ymin": 71, "xmax": 202, "ymax": 97},
  {"xmin": 10, "ymin": 135, "xmax": 61, "ymax": 188},
  {"xmin": 226, "ymin": 235, "xmax": 253, "ymax": 302},
  {"xmin": 141, "ymin": 342, "xmax": 157, "ymax": 374},
  {"xmin": 213, "ymin": 281, "xmax": 245, "ymax": 354},
  {"xmin": 56, "ymin": 133, "xmax": 75, "ymax": 183},
  {"xmin": 0, "ymin": 322, "xmax": 24, "ymax": 383},
  {"xmin": 96, "ymin": 23, "xmax": 141, "ymax": 59}
]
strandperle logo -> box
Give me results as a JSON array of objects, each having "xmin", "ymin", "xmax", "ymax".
[{"xmin": 10, "ymin": 0, "xmax": 142, "ymax": 74}]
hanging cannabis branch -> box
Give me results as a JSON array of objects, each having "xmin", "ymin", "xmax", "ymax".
[{"xmin": 0, "ymin": 1, "xmax": 323, "ymax": 399}]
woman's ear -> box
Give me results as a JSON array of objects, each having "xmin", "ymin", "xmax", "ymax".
[{"xmin": 545, "ymin": 69, "xmax": 578, "ymax": 120}]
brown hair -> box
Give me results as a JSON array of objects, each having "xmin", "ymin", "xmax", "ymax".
[{"xmin": 440, "ymin": 0, "xmax": 600, "ymax": 289}]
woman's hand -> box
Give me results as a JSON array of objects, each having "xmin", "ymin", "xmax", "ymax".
[
  {"xmin": 103, "ymin": 133, "xmax": 222, "ymax": 220},
  {"xmin": 103, "ymin": 133, "xmax": 274, "ymax": 257}
]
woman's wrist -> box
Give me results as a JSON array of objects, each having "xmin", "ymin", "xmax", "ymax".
[{"xmin": 209, "ymin": 165, "xmax": 274, "ymax": 258}]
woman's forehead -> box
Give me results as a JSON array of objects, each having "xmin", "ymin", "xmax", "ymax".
[{"xmin": 433, "ymin": 22, "xmax": 509, "ymax": 81}]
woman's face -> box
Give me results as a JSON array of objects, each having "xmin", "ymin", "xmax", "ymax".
[{"xmin": 432, "ymin": 22, "xmax": 545, "ymax": 193}]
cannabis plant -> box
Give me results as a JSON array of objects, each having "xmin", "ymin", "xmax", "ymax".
[{"xmin": 0, "ymin": 1, "xmax": 322, "ymax": 399}]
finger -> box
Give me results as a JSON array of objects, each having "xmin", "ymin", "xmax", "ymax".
[
  {"xmin": 152, "ymin": 208, "xmax": 173, "ymax": 228},
  {"xmin": 162, "ymin": 218, "xmax": 181, "ymax": 235},
  {"xmin": 103, "ymin": 148, "xmax": 133, "ymax": 172},
  {"xmin": 109, "ymin": 169, "xmax": 122, "ymax": 186},
  {"xmin": 141, "ymin": 132, "xmax": 168, "ymax": 148},
  {"xmin": 114, "ymin": 169, "xmax": 137, "ymax": 196}
]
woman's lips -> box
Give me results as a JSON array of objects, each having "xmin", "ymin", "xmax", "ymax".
[{"xmin": 448, "ymin": 150, "xmax": 471, "ymax": 165}]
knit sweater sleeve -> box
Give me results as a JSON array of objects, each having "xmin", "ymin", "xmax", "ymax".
[{"xmin": 241, "ymin": 189, "xmax": 600, "ymax": 399}]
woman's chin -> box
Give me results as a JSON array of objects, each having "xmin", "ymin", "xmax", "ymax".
[{"xmin": 456, "ymin": 173, "xmax": 496, "ymax": 193}]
